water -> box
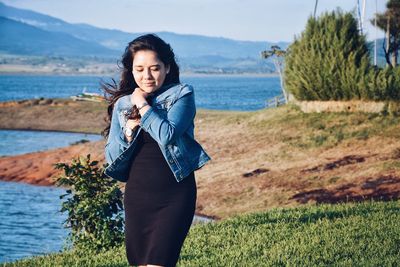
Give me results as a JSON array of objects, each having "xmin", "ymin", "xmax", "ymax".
[
  {"xmin": 0, "ymin": 75, "xmax": 104, "ymax": 103},
  {"xmin": 0, "ymin": 181, "xmax": 68, "ymax": 263},
  {"xmin": 0, "ymin": 74, "xmax": 277, "ymax": 263},
  {"xmin": 0, "ymin": 130, "xmax": 102, "ymax": 264},
  {"xmin": 0, "ymin": 74, "xmax": 281, "ymax": 110},
  {"xmin": 0, "ymin": 130, "xmax": 102, "ymax": 156},
  {"xmin": 184, "ymin": 75, "xmax": 281, "ymax": 110}
]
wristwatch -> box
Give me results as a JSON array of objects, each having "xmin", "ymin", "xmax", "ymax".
[
  {"xmin": 137, "ymin": 102, "xmax": 149, "ymax": 110},
  {"xmin": 125, "ymin": 127, "xmax": 133, "ymax": 137}
]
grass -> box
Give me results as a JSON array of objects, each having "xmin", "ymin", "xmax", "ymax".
[
  {"xmin": 259, "ymin": 104, "xmax": 400, "ymax": 149},
  {"xmin": 4, "ymin": 200, "xmax": 400, "ymax": 266}
]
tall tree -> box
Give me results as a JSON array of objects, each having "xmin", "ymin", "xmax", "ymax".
[
  {"xmin": 261, "ymin": 46, "xmax": 288, "ymax": 103},
  {"xmin": 284, "ymin": 11, "xmax": 372, "ymax": 101},
  {"xmin": 371, "ymin": 0, "xmax": 400, "ymax": 67}
]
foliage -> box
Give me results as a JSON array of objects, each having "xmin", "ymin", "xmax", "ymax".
[
  {"xmin": 285, "ymin": 10, "xmax": 375, "ymax": 101},
  {"xmin": 371, "ymin": 0, "xmax": 400, "ymax": 67},
  {"xmin": 365, "ymin": 65, "xmax": 400, "ymax": 100},
  {"xmin": 54, "ymin": 154, "xmax": 124, "ymax": 252},
  {"xmin": 6, "ymin": 201, "xmax": 400, "ymax": 266}
]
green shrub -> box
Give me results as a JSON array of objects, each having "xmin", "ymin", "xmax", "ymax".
[
  {"xmin": 365, "ymin": 66, "xmax": 400, "ymax": 100},
  {"xmin": 285, "ymin": 10, "xmax": 400, "ymax": 101},
  {"xmin": 54, "ymin": 154, "xmax": 124, "ymax": 252}
]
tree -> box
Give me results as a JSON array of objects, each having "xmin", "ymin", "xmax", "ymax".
[
  {"xmin": 371, "ymin": 0, "xmax": 400, "ymax": 67},
  {"xmin": 284, "ymin": 10, "xmax": 372, "ymax": 101},
  {"xmin": 261, "ymin": 45, "xmax": 288, "ymax": 103}
]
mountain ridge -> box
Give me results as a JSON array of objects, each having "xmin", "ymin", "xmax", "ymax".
[
  {"xmin": 0, "ymin": 2, "xmax": 286, "ymax": 59},
  {"xmin": 0, "ymin": 16, "xmax": 119, "ymax": 57}
]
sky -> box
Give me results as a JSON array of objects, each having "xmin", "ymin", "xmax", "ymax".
[{"xmin": 2, "ymin": 0, "xmax": 388, "ymax": 42}]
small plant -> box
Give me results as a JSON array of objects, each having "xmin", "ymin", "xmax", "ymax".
[
  {"xmin": 54, "ymin": 154, "xmax": 124, "ymax": 252},
  {"xmin": 312, "ymin": 134, "xmax": 328, "ymax": 146},
  {"xmin": 353, "ymin": 129, "xmax": 370, "ymax": 140},
  {"xmin": 328, "ymin": 176, "xmax": 341, "ymax": 184},
  {"xmin": 334, "ymin": 130, "xmax": 345, "ymax": 143}
]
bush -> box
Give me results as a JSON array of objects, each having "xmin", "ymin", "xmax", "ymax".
[
  {"xmin": 54, "ymin": 154, "xmax": 124, "ymax": 252},
  {"xmin": 284, "ymin": 10, "xmax": 400, "ymax": 101},
  {"xmin": 364, "ymin": 66, "xmax": 400, "ymax": 100}
]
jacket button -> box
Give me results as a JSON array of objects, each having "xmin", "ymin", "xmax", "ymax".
[{"xmin": 169, "ymin": 159, "xmax": 174, "ymax": 163}]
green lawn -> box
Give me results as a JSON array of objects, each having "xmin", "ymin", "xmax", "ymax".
[{"xmin": 4, "ymin": 200, "xmax": 399, "ymax": 267}]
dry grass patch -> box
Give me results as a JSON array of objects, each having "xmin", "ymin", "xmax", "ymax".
[{"xmin": 1, "ymin": 100, "xmax": 400, "ymax": 219}]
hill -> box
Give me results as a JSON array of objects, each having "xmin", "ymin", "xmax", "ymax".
[
  {"xmin": 0, "ymin": 2, "xmax": 286, "ymax": 58},
  {"xmin": 0, "ymin": 2, "xmax": 287, "ymax": 73},
  {"xmin": 0, "ymin": 2, "xmax": 387, "ymax": 74},
  {"xmin": 0, "ymin": 17, "xmax": 117, "ymax": 57}
]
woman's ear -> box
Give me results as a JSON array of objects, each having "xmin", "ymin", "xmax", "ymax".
[{"xmin": 166, "ymin": 65, "xmax": 170, "ymax": 74}]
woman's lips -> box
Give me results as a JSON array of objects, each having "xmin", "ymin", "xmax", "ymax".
[{"xmin": 143, "ymin": 83, "xmax": 155, "ymax": 87}]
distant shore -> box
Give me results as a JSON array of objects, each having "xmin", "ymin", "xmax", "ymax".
[{"xmin": 0, "ymin": 66, "xmax": 279, "ymax": 77}]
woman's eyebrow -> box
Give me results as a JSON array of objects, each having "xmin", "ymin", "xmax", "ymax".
[{"xmin": 133, "ymin": 64, "xmax": 161, "ymax": 67}]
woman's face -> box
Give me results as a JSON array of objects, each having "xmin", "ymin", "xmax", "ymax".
[{"xmin": 132, "ymin": 50, "xmax": 170, "ymax": 93}]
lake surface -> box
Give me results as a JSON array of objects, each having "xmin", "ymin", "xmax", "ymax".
[
  {"xmin": 0, "ymin": 130, "xmax": 103, "ymax": 264},
  {"xmin": 0, "ymin": 129, "xmax": 102, "ymax": 156},
  {"xmin": 0, "ymin": 74, "xmax": 277, "ymax": 263},
  {"xmin": 0, "ymin": 181, "xmax": 68, "ymax": 263},
  {"xmin": 0, "ymin": 74, "xmax": 281, "ymax": 110}
]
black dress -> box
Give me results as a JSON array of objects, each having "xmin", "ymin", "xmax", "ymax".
[{"xmin": 124, "ymin": 130, "xmax": 197, "ymax": 267}]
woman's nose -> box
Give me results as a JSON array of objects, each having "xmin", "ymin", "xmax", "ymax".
[{"xmin": 143, "ymin": 69, "xmax": 153, "ymax": 79}]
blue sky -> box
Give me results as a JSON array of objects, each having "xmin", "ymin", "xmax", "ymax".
[{"xmin": 3, "ymin": 0, "xmax": 387, "ymax": 42}]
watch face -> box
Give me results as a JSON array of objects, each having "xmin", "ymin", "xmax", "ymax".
[{"xmin": 125, "ymin": 127, "xmax": 133, "ymax": 137}]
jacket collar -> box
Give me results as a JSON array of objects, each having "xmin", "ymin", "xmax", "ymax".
[
  {"xmin": 152, "ymin": 83, "xmax": 178, "ymax": 98},
  {"xmin": 149, "ymin": 83, "xmax": 180, "ymax": 103}
]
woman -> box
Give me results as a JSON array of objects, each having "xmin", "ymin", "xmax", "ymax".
[{"xmin": 103, "ymin": 34, "xmax": 211, "ymax": 267}]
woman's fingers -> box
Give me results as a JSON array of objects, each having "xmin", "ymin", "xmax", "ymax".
[
  {"xmin": 126, "ymin": 119, "xmax": 140, "ymax": 129},
  {"xmin": 131, "ymin": 88, "xmax": 149, "ymax": 106}
]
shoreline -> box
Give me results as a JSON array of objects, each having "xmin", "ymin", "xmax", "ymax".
[
  {"xmin": 1, "ymin": 96, "xmax": 400, "ymax": 220},
  {"xmin": 0, "ymin": 71, "xmax": 279, "ymax": 78},
  {"xmin": 0, "ymin": 98, "xmax": 266, "ymax": 113},
  {"xmin": 0, "ymin": 127, "xmax": 103, "ymax": 135}
]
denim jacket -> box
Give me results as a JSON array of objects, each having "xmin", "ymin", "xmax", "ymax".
[{"xmin": 104, "ymin": 83, "xmax": 211, "ymax": 182}]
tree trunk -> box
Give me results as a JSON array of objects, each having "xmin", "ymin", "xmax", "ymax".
[
  {"xmin": 386, "ymin": 16, "xmax": 392, "ymax": 67},
  {"xmin": 392, "ymin": 34, "xmax": 399, "ymax": 67},
  {"xmin": 274, "ymin": 59, "xmax": 288, "ymax": 104}
]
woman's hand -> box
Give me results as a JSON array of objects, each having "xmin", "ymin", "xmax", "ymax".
[
  {"xmin": 130, "ymin": 87, "xmax": 149, "ymax": 107},
  {"xmin": 124, "ymin": 119, "xmax": 140, "ymax": 142},
  {"xmin": 130, "ymin": 87, "xmax": 152, "ymax": 117}
]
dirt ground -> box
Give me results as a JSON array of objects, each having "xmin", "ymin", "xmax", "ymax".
[{"xmin": 1, "ymin": 99, "xmax": 399, "ymax": 219}]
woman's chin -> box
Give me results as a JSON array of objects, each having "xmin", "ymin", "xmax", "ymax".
[{"xmin": 142, "ymin": 86, "xmax": 160, "ymax": 93}]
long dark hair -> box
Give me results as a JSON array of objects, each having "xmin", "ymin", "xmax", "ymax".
[{"xmin": 102, "ymin": 34, "xmax": 180, "ymax": 138}]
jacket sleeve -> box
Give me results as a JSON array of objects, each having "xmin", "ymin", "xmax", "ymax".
[
  {"xmin": 105, "ymin": 100, "xmax": 130, "ymax": 164},
  {"xmin": 139, "ymin": 88, "xmax": 196, "ymax": 146}
]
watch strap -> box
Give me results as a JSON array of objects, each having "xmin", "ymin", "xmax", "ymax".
[{"xmin": 137, "ymin": 102, "xmax": 149, "ymax": 110}]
